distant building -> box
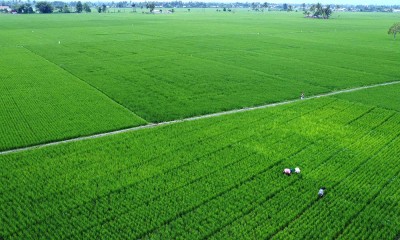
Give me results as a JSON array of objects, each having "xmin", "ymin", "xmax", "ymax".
[
  {"xmin": 335, "ymin": 8, "xmax": 347, "ymax": 12},
  {"xmin": 0, "ymin": 6, "xmax": 11, "ymax": 12}
]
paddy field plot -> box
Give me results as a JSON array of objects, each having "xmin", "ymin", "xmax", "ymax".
[
  {"xmin": 0, "ymin": 46, "xmax": 145, "ymax": 151},
  {"xmin": 1, "ymin": 83, "xmax": 400, "ymax": 239},
  {"xmin": 2, "ymin": 11, "xmax": 400, "ymax": 126},
  {"xmin": 26, "ymin": 11, "xmax": 400, "ymax": 122},
  {"xmin": 1, "ymin": 11, "xmax": 399, "ymax": 150}
]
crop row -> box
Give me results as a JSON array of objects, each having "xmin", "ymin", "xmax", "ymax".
[
  {"xmin": 0, "ymin": 98, "xmax": 308, "ymax": 202},
  {"xmin": 0, "ymin": 47, "xmax": 145, "ymax": 151},
  {"xmin": 2, "ymin": 98, "xmax": 399, "ymax": 239},
  {"xmin": 30, "ymin": 17, "xmax": 397, "ymax": 123},
  {"xmin": 273, "ymin": 136, "xmax": 400, "ymax": 239},
  {"xmin": 145, "ymin": 139, "xmax": 344, "ymax": 239},
  {"xmin": 0, "ymin": 98, "xmax": 382, "ymax": 238},
  {"xmin": 336, "ymin": 83, "xmax": 400, "ymax": 113},
  {"xmin": 271, "ymin": 114, "xmax": 400, "ymax": 239},
  {"xmin": 1, "ymin": 98, "xmax": 340, "ymax": 237},
  {"xmin": 6, "ymin": 124, "xmax": 309, "ymax": 239},
  {"xmin": 78, "ymin": 104, "xmax": 400, "ymax": 239},
  {"xmin": 208, "ymin": 108, "xmax": 398, "ymax": 239},
  {"xmin": 1, "ymin": 98, "xmax": 335, "ymax": 237},
  {"xmin": 337, "ymin": 171, "xmax": 400, "ymax": 239}
]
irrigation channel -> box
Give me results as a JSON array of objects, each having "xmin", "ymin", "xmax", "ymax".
[{"xmin": 1, "ymin": 80, "xmax": 399, "ymax": 156}]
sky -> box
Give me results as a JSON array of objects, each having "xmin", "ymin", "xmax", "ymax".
[
  {"xmin": 199, "ymin": 0, "xmax": 399, "ymax": 4},
  {"xmin": 266, "ymin": 0, "xmax": 398, "ymax": 4}
]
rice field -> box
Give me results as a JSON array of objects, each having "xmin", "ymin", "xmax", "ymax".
[
  {"xmin": 1, "ymin": 89, "xmax": 400, "ymax": 239},
  {"xmin": 0, "ymin": 46, "xmax": 146, "ymax": 151},
  {"xmin": 0, "ymin": 9, "xmax": 400, "ymax": 239}
]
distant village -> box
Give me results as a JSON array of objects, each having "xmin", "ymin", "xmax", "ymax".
[{"xmin": 1, "ymin": 1, "xmax": 400, "ymax": 14}]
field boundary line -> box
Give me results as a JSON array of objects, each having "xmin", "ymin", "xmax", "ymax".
[
  {"xmin": 1, "ymin": 80, "xmax": 399, "ymax": 156},
  {"xmin": 20, "ymin": 46, "xmax": 148, "ymax": 123}
]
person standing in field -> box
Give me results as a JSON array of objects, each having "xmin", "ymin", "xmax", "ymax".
[
  {"xmin": 300, "ymin": 92, "xmax": 305, "ymax": 100},
  {"xmin": 318, "ymin": 187, "xmax": 326, "ymax": 198}
]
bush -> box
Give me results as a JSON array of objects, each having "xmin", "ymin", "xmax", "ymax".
[{"xmin": 35, "ymin": 1, "xmax": 53, "ymax": 13}]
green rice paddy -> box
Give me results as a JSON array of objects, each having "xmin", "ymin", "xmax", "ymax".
[{"xmin": 1, "ymin": 10, "xmax": 400, "ymax": 239}]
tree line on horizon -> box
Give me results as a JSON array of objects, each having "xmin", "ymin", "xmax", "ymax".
[
  {"xmin": 303, "ymin": 3, "xmax": 332, "ymax": 19},
  {"xmin": 2, "ymin": 1, "xmax": 92, "ymax": 13},
  {"xmin": 1, "ymin": 1, "xmax": 400, "ymax": 14}
]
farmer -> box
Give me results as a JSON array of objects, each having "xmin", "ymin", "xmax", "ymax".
[
  {"xmin": 283, "ymin": 167, "xmax": 300, "ymax": 175},
  {"xmin": 318, "ymin": 187, "xmax": 326, "ymax": 198},
  {"xmin": 283, "ymin": 168, "xmax": 291, "ymax": 175}
]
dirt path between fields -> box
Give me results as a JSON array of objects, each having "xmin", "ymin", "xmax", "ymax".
[{"xmin": 1, "ymin": 80, "xmax": 399, "ymax": 156}]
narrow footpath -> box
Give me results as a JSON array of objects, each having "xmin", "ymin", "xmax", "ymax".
[{"xmin": 1, "ymin": 80, "xmax": 399, "ymax": 156}]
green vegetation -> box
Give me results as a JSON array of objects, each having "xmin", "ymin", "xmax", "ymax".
[
  {"xmin": 303, "ymin": 3, "xmax": 332, "ymax": 19},
  {"xmin": 336, "ymin": 83, "xmax": 400, "ymax": 112},
  {"xmin": 0, "ymin": 46, "xmax": 146, "ymax": 151},
  {"xmin": 76, "ymin": 1, "xmax": 83, "ymax": 13},
  {"xmin": 388, "ymin": 22, "xmax": 400, "ymax": 39},
  {"xmin": 1, "ymin": 89, "xmax": 400, "ymax": 238},
  {"xmin": 146, "ymin": 2, "xmax": 155, "ymax": 12},
  {"xmin": 83, "ymin": 3, "xmax": 91, "ymax": 13},
  {"xmin": 1, "ymin": 11, "xmax": 399, "ymax": 124},
  {"xmin": 1, "ymin": 11, "xmax": 400, "ymax": 239},
  {"xmin": 15, "ymin": 3, "xmax": 34, "ymax": 14},
  {"xmin": 35, "ymin": 1, "xmax": 53, "ymax": 13}
]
